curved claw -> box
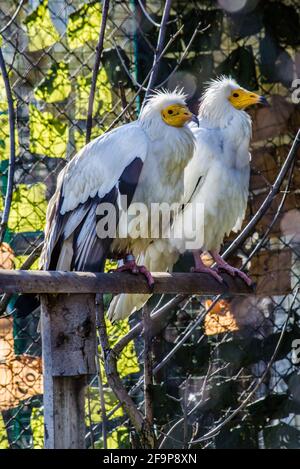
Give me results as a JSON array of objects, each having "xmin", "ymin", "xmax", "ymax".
[
  {"xmin": 190, "ymin": 266, "xmax": 224, "ymax": 284},
  {"xmin": 216, "ymin": 265, "xmax": 253, "ymax": 286},
  {"xmin": 138, "ymin": 265, "xmax": 155, "ymax": 289},
  {"xmin": 111, "ymin": 261, "xmax": 154, "ymax": 289}
]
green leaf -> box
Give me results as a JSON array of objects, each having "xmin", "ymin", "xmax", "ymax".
[
  {"xmin": 68, "ymin": 1, "xmax": 106, "ymax": 50},
  {"xmin": 29, "ymin": 105, "xmax": 67, "ymax": 158},
  {"xmin": 8, "ymin": 183, "xmax": 47, "ymax": 233},
  {"xmin": 35, "ymin": 63, "xmax": 71, "ymax": 103},
  {"xmin": 24, "ymin": 0, "xmax": 60, "ymax": 52}
]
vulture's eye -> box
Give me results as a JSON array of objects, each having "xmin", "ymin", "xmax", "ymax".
[
  {"xmin": 168, "ymin": 110, "xmax": 173, "ymax": 114},
  {"xmin": 233, "ymin": 93, "xmax": 239, "ymax": 98}
]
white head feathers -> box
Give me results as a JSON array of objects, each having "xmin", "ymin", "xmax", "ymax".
[
  {"xmin": 139, "ymin": 88, "xmax": 187, "ymax": 122},
  {"xmin": 199, "ymin": 76, "xmax": 243, "ymax": 126}
]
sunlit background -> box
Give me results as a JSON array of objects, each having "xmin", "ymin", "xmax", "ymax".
[{"xmin": 0, "ymin": 0, "xmax": 300, "ymax": 449}]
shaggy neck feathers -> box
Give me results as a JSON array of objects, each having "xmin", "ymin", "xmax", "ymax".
[
  {"xmin": 139, "ymin": 90, "xmax": 195, "ymax": 165},
  {"xmin": 198, "ymin": 77, "xmax": 252, "ymax": 142}
]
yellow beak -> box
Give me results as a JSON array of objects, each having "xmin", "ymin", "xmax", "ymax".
[{"xmin": 229, "ymin": 89, "xmax": 268, "ymax": 110}]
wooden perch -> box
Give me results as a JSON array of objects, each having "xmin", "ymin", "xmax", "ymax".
[
  {"xmin": 0, "ymin": 270, "xmax": 253, "ymax": 295},
  {"xmin": 0, "ymin": 268, "xmax": 252, "ymax": 449}
]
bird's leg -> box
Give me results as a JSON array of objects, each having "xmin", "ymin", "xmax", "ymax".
[
  {"xmin": 112, "ymin": 254, "xmax": 155, "ymax": 289},
  {"xmin": 210, "ymin": 250, "xmax": 253, "ymax": 286},
  {"xmin": 190, "ymin": 250, "xmax": 223, "ymax": 283}
]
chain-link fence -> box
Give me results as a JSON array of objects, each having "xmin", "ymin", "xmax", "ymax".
[{"xmin": 0, "ymin": 0, "xmax": 300, "ymax": 449}]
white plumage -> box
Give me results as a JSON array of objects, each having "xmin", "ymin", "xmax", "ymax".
[
  {"xmin": 108, "ymin": 76, "xmax": 266, "ymax": 322},
  {"xmin": 40, "ymin": 90, "xmax": 196, "ymax": 274}
]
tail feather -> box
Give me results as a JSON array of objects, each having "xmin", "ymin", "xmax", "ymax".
[{"xmin": 107, "ymin": 240, "xmax": 179, "ymax": 322}]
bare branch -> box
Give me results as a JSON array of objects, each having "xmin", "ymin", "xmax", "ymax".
[
  {"xmin": 142, "ymin": 304, "xmax": 156, "ymax": 448},
  {"xmin": 223, "ymin": 128, "xmax": 300, "ymax": 259},
  {"xmin": 118, "ymin": 80, "xmax": 131, "ymax": 123},
  {"xmin": 0, "ymin": 47, "xmax": 16, "ymax": 245},
  {"xmin": 95, "ymin": 295, "xmax": 108, "ymax": 449},
  {"xmin": 115, "ymin": 23, "xmax": 204, "ymax": 92},
  {"xmin": 113, "ymin": 295, "xmax": 185, "ymax": 356},
  {"xmin": 143, "ymin": 0, "xmax": 172, "ymax": 104},
  {"xmin": 86, "ymin": 0, "xmax": 110, "ymax": 143},
  {"xmin": 242, "ymin": 157, "xmax": 296, "ymax": 270},
  {"xmin": 189, "ymin": 286, "xmax": 299, "ymax": 445},
  {"xmin": 0, "ymin": 0, "xmax": 25, "ymax": 34},
  {"xmin": 137, "ymin": 0, "xmax": 178, "ymax": 28},
  {"xmin": 105, "ymin": 25, "xmax": 184, "ymax": 133},
  {"xmin": 95, "ymin": 294, "xmax": 145, "ymax": 437}
]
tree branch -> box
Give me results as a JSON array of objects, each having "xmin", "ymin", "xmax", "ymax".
[
  {"xmin": 115, "ymin": 23, "xmax": 203, "ymax": 92},
  {"xmin": 0, "ymin": 0, "xmax": 25, "ymax": 34},
  {"xmin": 143, "ymin": 0, "xmax": 172, "ymax": 103},
  {"xmin": 142, "ymin": 304, "xmax": 156, "ymax": 448},
  {"xmin": 104, "ymin": 25, "xmax": 184, "ymax": 133},
  {"xmin": 136, "ymin": 0, "xmax": 177, "ymax": 28},
  {"xmin": 0, "ymin": 47, "xmax": 16, "ymax": 244},
  {"xmin": 189, "ymin": 286, "xmax": 299, "ymax": 445},
  {"xmin": 86, "ymin": 0, "xmax": 110, "ymax": 143},
  {"xmin": 95, "ymin": 293, "xmax": 147, "ymax": 442}
]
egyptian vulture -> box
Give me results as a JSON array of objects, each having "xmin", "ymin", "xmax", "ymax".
[
  {"xmin": 107, "ymin": 76, "xmax": 268, "ymax": 322},
  {"xmin": 40, "ymin": 90, "xmax": 199, "ymax": 279}
]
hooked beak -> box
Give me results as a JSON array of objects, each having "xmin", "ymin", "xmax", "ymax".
[
  {"xmin": 191, "ymin": 113, "xmax": 200, "ymax": 127},
  {"xmin": 259, "ymin": 96, "xmax": 269, "ymax": 106}
]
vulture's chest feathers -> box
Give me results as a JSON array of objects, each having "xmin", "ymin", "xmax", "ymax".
[
  {"xmin": 113, "ymin": 124, "xmax": 194, "ymax": 254},
  {"xmin": 198, "ymin": 113, "xmax": 252, "ymax": 250}
]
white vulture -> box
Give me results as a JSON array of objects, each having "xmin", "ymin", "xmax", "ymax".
[
  {"xmin": 107, "ymin": 76, "xmax": 268, "ymax": 322},
  {"xmin": 40, "ymin": 90, "xmax": 199, "ymax": 280}
]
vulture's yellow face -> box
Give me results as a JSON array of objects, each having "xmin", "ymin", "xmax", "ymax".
[
  {"xmin": 228, "ymin": 88, "xmax": 267, "ymax": 110},
  {"xmin": 161, "ymin": 104, "xmax": 193, "ymax": 127}
]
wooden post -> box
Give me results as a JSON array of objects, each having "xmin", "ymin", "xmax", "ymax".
[
  {"xmin": 41, "ymin": 293, "xmax": 96, "ymax": 449},
  {"xmin": 0, "ymin": 269, "xmax": 253, "ymax": 448}
]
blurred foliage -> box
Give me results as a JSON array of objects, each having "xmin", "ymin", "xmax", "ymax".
[
  {"xmin": 0, "ymin": 0, "xmax": 300, "ymax": 450},
  {"xmin": 68, "ymin": 1, "xmax": 103, "ymax": 50},
  {"xmin": 7, "ymin": 183, "xmax": 47, "ymax": 233},
  {"xmin": 35, "ymin": 63, "xmax": 71, "ymax": 103},
  {"xmin": 0, "ymin": 415, "xmax": 9, "ymax": 449},
  {"xmin": 29, "ymin": 106, "xmax": 67, "ymax": 158},
  {"xmin": 24, "ymin": 0, "xmax": 60, "ymax": 52}
]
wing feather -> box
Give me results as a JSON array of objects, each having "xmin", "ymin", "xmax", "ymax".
[{"xmin": 41, "ymin": 123, "xmax": 148, "ymax": 271}]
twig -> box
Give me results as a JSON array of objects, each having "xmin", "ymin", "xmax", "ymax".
[
  {"xmin": 0, "ymin": 0, "xmax": 25, "ymax": 34},
  {"xmin": 154, "ymin": 23, "xmax": 208, "ymax": 89},
  {"xmin": 86, "ymin": 385, "xmax": 95, "ymax": 449},
  {"xmin": 95, "ymin": 293, "xmax": 145, "ymax": 440},
  {"xmin": 118, "ymin": 81, "xmax": 131, "ymax": 123},
  {"xmin": 95, "ymin": 295, "xmax": 108, "ymax": 449},
  {"xmin": 159, "ymin": 363, "xmax": 213, "ymax": 449},
  {"xmin": 107, "ymin": 130, "xmax": 300, "ymax": 423},
  {"xmin": 223, "ymin": 128, "xmax": 300, "ymax": 259},
  {"xmin": 242, "ymin": 156, "xmax": 296, "ymax": 270},
  {"xmin": 189, "ymin": 286, "xmax": 299, "ymax": 445},
  {"xmin": 113, "ymin": 295, "xmax": 185, "ymax": 356},
  {"xmin": 136, "ymin": 0, "xmax": 177, "ymax": 28},
  {"xmin": 115, "ymin": 23, "xmax": 203, "ymax": 92},
  {"xmin": 142, "ymin": 304, "xmax": 156, "ymax": 448},
  {"xmin": 104, "ymin": 25, "xmax": 184, "ymax": 133},
  {"xmin": 0, "ymin": 47, "xmax": 16, "ymax": 244},
  {"xmin": 143, "ymin": 0, "xmax": 172, "ymax": 104},
  {"xmin": 86, "ymin": 0, "xmax": 110, "ymax": 143}
]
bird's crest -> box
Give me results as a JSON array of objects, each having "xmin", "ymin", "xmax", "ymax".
[{"xmin": 141, "ymin": 88, "xmax": 188, "ymax": 115}]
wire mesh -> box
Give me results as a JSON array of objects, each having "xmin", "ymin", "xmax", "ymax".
[{"xmin": 0, "ymin": 0, "xmax": 299, "ymax": 449}]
